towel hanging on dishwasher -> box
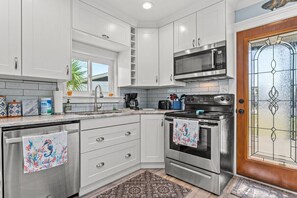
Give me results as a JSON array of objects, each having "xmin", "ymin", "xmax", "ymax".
[
  {"xmin": 22, "ymin": 131, "xmax": 68, "ymax": 173},
  {"xmin": 173, "ymin": 119, "xmax": 199, "ymax": 148}
]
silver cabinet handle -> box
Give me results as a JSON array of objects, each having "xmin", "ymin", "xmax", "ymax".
[
  {"xmin": 170, "ymin": 74, "xmax": 173, "ymax": 81},
  {"xmin": 66, "ymin": 65, "xmax": 70, "ymax": 75},
  {"xmin": 197, "ymin": 38, "xmax": 201, "ymax": 46},
  {"xmin": 96, "ymin": 162, "xmax": 105, "ymax": 168},
  {"xmin": 161, "ymin": 119, "xmax": 164, "ymax": 127},
  {"xmin": 125, "ymin": 153, "xmax": 132, "ymax": 158},
  {"xmin": 125, "ymin": 131, "xmax": 131, "ymax": 136},
  {"xmin": 96, "ymin": 137, "xmax": 105, "ymax": 142},
  {"xmin": 14, "ymin": 57, "xmax": 18, "ymax": 70},
  {"xmin": 102, "ymin": 34, "xmax": 110, "ymax": 39},
  {"xmin": 156, "ymin": 76, "xmax": 158, "ymax": 83},
  {"xmin": 192, "ymin": 39, "xmax": 196, "ymax": 47}
]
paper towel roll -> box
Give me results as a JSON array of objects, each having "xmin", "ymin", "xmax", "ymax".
[{"xmin": 53, "ymin": 91, "xmax": 63, "ymax": 114}]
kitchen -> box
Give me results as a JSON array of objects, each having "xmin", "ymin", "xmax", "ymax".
[{"xmin": 0, "ymin": 0, "xmax": 297, "ymax": 197}]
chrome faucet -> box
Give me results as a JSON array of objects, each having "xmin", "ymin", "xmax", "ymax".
[{"xmin": 94, "ymin": 84, "xmax": 104, "ymax": 112}]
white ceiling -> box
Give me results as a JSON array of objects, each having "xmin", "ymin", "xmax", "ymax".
[{"xmin": 98, "ymin": 0, "xmax": 201, "ymax": 23}]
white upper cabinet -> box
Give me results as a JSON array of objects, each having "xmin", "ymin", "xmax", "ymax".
[
  {"xmin": 159, "ymin": 23, "xmax": 185, "ymax": 87},
  {"xmin": 174, "ymin": 13, "xmax": 196, "ymax": 53},
  {"xmin": 22, "ymin": 0, "xmax": 71, "ymax": 81},
  {"xmin": 196, "ymin": 1, "xmax": 226, "ymax": 47},
  {"xmin": 141, "ymin": 115, "xmax": 165, "ymax": 163},
  {"xmin": 73, "ymin": 0, "xmax": 130, "ymax": 47},
  {"xmin": 0, "ymin": 0, "xmax": 21, "ymax": 76},
  {"xmin": 137, "ymin": 28, "xmax": 159, "ymax": 86}
]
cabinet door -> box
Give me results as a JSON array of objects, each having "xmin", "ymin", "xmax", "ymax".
[
  {"xmin": 141, "ymin": 115, "xmax": 165, "ymax": 163},
  {"xmin": 159, "ymin": 23, "xmax": 174, "ymax": 86},
  {"xmin": 22, "ymin": 0, "xmax": 71, "ymax": 81},
  {"xmin": 73, "ymin": 0, "xmax": 130, "ymax": 47},
  {"xmin": 174, "ymin": 13, "xmax": 196, "ymax": 53},
  {"xmin": 196, "ymin": 1, "xmax": 226, "ymax": 47},
  {"xmin": 137, "ymin": 28, "xmax": 159, "ymax": 86},
  {"xmin": 0, "ymin": 0, "xmax": 21, "ymax": 76}
]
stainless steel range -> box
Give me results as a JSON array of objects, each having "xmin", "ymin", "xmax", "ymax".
[{"xmin": 164, "ymin": 94, "xmax": 234, "ymax": 195}]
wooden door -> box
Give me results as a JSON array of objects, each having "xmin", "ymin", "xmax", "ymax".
[
  {"xmin": 22, "ymin": 0, "xmax": 71, "ymax": 81},
  {"xmin": 0, "ymin": 0, "xmax": 22, "ymax": 76},
  {"xmin": 237, "ymin": 16, "xmax": 297, "ymax": 191},
  {"xmin": 174, "ymin": 13, "xmax": 196, "ymax": 53},
  {"xmin": 141, "ymin": 115, "xmax": 165, "ymax": 163},
  {"xmin": 196, "ymin": 1, "xmax": 225, "ymax": 47}
]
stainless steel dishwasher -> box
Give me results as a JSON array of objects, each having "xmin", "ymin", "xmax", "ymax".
[{"xmin": 2, "ymin": 121, "xmax": 80, "ymax": 198}]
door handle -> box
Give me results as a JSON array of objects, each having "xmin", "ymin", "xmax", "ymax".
[
  {"xmin": 239, "ymin": 99, "xmax": 244, "ymax": 104},
  {"xmin": 192, "ymin": 39, "xmax": 196, "ymax": 47},
  {"xmin": 197, "ymin": 38, "xmax": 201, "ymax": 46},
  {"xmin": 238, "ymin": 109, "xmax": 245, "ymax": 114},
  {"xmin": 66, "ymin": 65, "xmax": 69, "ymax": 75},
  {"xmin": 125, "ymin": 131, "xmax": 131, "ymax": 136},
  {"xmin": 211, "ymin": 49, "xmax": 217, "ymax": 69},
  {"xmin": 156, "ymin": 76, "xmax": 158, "ymax": 84},
  {"xmin": 170, "ymin": 74, "xmax": 173, "ymax": 81},
  {"xmin": 14, "ymin": 57, "xmax": 18, "ymax": 70},
  {"xmin": 102, "ymin": 34, "xmax": 109, "ymax": 39},
  {"xmin": 161, "ymin": 119, "xmax": 164, "ymax": 127}
]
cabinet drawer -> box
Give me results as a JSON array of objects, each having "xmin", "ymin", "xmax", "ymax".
[
  {"xmin": 81, "ymin": 123, "xmax": 140, "ymax": 153},
  {"xmin": 81, "ymin": 140, "xmax": 140, "ymax": 187},
  {"xmin": 81, "ymin": 115, "xmax": 140, "ymax": 131}
]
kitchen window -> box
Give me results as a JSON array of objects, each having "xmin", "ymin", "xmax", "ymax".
[{"xmin": 67, "ymin": 52, "xmax": 116, "ymax": 97}]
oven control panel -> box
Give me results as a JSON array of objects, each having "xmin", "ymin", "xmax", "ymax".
[{"xmin": 185, "ymin": 94, "xmax": 234, "ymax": 105}]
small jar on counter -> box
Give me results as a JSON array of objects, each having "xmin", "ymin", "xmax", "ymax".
[{"xmin": 8, "ymin": 100, "xmax": 22, "ymax": 117}]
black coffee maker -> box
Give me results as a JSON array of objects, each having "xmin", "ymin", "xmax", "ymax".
[{"xmin": 124, "ymin": 93, "xmax": 139, "ymax": 110}]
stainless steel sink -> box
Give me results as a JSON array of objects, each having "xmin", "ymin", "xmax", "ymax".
[{"xmin": 76, "ymin": 110, "xmax": 124, "ymax": 115}]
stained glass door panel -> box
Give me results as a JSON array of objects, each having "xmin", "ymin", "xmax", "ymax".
[{"xmin": 248, "ymin": 31, "xmax": 297, "ymax": 168}]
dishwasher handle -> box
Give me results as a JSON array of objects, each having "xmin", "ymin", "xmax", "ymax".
[{"xmin": 5, "ymin": 129, "xmax": 78, "ymax": 144}]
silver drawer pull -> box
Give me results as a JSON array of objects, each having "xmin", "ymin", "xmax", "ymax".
[
  {"xmin": 125, "ymin": 131, "xmax": 131, "ymax": 136},
  {"xmin": 96, "ymin": 162, "xmax": 105, "ymax": 168},
  {"xmin": 96, "ymin": 137, "xmax": 104, "ymax": 142},
  {"xmin": 125, "ymin": 153, "xmax": 132, "ymax": 158}
]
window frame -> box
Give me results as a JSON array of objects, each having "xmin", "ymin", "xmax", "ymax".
[{"xmin": 70, "ymin": 51, "xmax": 118, "ymax": 97}]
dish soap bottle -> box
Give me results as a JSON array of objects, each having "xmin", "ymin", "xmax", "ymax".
[{"xmin": 64, "ymin": 99, "xmax": 72, "ymax": 113}]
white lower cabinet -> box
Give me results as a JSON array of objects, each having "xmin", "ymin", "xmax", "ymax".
[
  {"xmin": 141, "ymin": 115, "xmax": 165, "ymax": 165},
  {"xmin": 81, "ymin": 140, "xmax": 140, "ymax": 187},
  {"xmin": 80, "ymin": 116, "xmax": 141, "ymax": 196}
]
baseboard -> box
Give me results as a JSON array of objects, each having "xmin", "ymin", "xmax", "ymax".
[{"xmin": 141, "ymin": 162, "xmax": 165, "ymax": 169}]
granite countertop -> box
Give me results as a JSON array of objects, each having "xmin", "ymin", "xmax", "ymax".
[{"xmin": 0, "ymin": 109, "xmax": 175, "ymax": 128}]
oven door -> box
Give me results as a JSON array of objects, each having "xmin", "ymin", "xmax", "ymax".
[{"xmin": 165, "ymin": 117, "xmax": 220, "ymax": 173}]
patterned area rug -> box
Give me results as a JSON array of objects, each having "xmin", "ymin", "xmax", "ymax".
[
  {"xmin": 96, "ymin": 171, "xmax": 191, "ymax": 198},
  {"xmin": 231, "ymin": 178, "xmax": 297, "ymax": 198}
]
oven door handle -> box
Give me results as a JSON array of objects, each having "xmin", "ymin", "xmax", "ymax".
[{"xmin": 199, "ymin": 122, "xmax": 218, "ymax": 127}]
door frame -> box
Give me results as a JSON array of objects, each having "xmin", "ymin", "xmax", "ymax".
[{"xmin": 237, "ymin": 16, "xmax": 297, "ymax": 191}]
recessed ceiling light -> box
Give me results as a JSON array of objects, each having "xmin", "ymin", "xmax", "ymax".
[{"xmin": 142, "ymin": 2, "xmax": 153, "ymax": 10}]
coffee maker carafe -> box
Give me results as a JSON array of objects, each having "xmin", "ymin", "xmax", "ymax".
[{"xmin": 124, "ymin": 93, "xmax": 139, "ymax": 110}]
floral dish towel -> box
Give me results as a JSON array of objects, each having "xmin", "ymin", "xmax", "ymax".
[
  {"xmin": 173, "ymin": 119, "xmax": 199, "ymax": 148},
  {"xmin": 22, "ymin": 131, "xmax": 68, "ymax": 174}
]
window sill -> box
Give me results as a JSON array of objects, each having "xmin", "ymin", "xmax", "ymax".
[{"xmin": 63, "ymin": 95, "xmax": 122, "ymax": 103}]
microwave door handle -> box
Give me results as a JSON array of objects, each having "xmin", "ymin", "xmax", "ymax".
[{"xmin": 211, "ymin": 49, "xmax": 217, "ymax": 69}]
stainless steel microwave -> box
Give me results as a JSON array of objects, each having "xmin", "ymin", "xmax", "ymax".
[{"xmin": 174, "ymin": 41, "xmax": 226, "ymax": 81}]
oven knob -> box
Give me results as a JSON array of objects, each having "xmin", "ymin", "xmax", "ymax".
[
  {"xmin": 220, "ymin": 97, "xmax": 225, "ymax": 101},
  {"xmin": 226, "ymin": 97, "xmax": 230, "ymax": 101}
]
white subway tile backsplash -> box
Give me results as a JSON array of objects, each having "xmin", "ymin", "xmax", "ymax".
[
  {"xmin": 0, "ymin": 82, "xmax": 5, "ymax": 88},
  {"xmin": 39, "ymin": 83, "xmax": 57, "ymax": 91},
  {"xmin": 6, "ymin": 82, "xmax": 39, "ymax": 90},
  {"xmin": 0, "ymin": 88, "xmax": 24, "ymax": 96},
  {"xmin": 24, "ymin": 90, "xmax": 53, "ymax": 97}
]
